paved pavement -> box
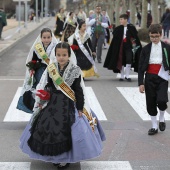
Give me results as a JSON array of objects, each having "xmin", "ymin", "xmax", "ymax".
[{"xmin": 1, "ymin": 18, "xmax": 170, "ymax": 170}]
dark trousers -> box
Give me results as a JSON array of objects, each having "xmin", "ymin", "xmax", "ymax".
[
  {"xmin": 92, "ymin": 33, "xmax": 105, "ymax": 62},
  {"xmin": 123, "ymin": 42, "xmax": 133, "ymax": 65},
  {"xmin": 145, "ymin": 73, "xmax": 168, "ymax": 116},
  {"xmin": 0, "ymin": 22, "xmax": 3, "ymax": 38}
]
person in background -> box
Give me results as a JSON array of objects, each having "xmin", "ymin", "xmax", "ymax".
[
  {"xmin": 54, "ymin": 8, "xmax": 65, "ymax": 40},
  {"xmin": 89, "ymin": 5, "xmax": 108, "ymax": 63},
  {"xmin": 104, "ymin": 14, "xmax": 142, "ymax": 81},
  {"xmin": 161, "ymin": 8, "xmax": 170, "ymax": 39},
  {"xmin": 0, "ymin": 7, "xmax": 7, "ymax": 40}
]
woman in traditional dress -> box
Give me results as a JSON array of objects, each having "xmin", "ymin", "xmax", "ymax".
[
  {"xmin": 62, "ymin": 12, "xmax": 77, "ymax": 42},
  {"xmin": 54, "ymin": 8, "xmax": 65, "ymax": 40},
  {"xmin": 20, "ymin": 42, "xmax": 106, "ymax": 169},
  {"xmin": 69, "ymin": 21, "xmax": 98, "ymax": 78},
  {"xmin": 77, "ymin": 7, "xmax": 87, "ymax": 24},
  {"xmin": 17, "ymin": 28, "xmax": 58, "ymax": 113}
]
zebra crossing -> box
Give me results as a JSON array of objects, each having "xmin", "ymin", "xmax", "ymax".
[
  {"xmin": 0, "ymin": 161, "xmax": 133, "ymax": 170},
  {"xmin": 2, "ymin": 80, "xmax": 169, "ymax": 170},
  {"xmin": 3, "ymin": 87, "xmax": 107, "ymax": 122}
]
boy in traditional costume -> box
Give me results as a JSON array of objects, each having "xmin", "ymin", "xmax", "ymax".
[
  {"xmin": 104, "ymin": 14, "xmax": 142, "ymax": 81},
  {"xmin": 20, "ymin": 42, "xmax": 106, "ymax": 169},
  {"xmin": 138, "ymin": 24, "xmax": 170, "ymax": 135}
]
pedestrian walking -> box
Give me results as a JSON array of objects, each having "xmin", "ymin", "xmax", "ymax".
[
  {"xmin": 20, "ymin": 42, "xmax": 106, "ymax": 169},
  {"xmin": 62, "ymin": 12, "xmax": 77, "ymax": 42},
  {"xmin": 69, "ymin": 21, "xmax": 98, "ymax": 78},
  {"xmin": 89, "ymin": 5, "xmax": 108, "ymax": 63},
  {"xmin": 161, "ymin": 8, "xmax": 170, "ymax": 39},
  {"xmin": 77, "ymin": 7, "xmax": 86, "ymax": 24},
  {"xmin": 104, "ymin": 14, "xmax": 142, "ymax": 81},
  {"xmin": 54, "ymin": 8, "xmax": 65, "ymax": 40},
  {"xmin": 0, "ymin": 7, "xmax": 7, "ymax": 40},
  {"xmin": 17, "ymin": 28, "xmax": 58, "ymax": 113},
  {"xmin": 138, "ymin": 24, "xmax": 170, "ymax": 135}
]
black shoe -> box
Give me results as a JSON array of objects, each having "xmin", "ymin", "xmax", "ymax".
[
  {"xmin": 159, "ymin": 122, "xmax": 166, "ymax": 131},
  {"xmin": 119, "ymin": 78, "xmax": 124, "ymax": 81},
  {"xmin": 53, "ymin": 163, "xmax": 60, "ymax": 166},
  {"xmin": 98, "ymin": 60, "xmax": 102, "ymax": 63},
  {"xmin": 148, "ymin": 128, "xmax": 158, "ymax": 135},
  {"xmin": 57, "ymin": 163, "xmax": 70, "ymax": 169},
  {"xmin": 125, "ymin": 77, "xmax": 131, "ymax": 82}
]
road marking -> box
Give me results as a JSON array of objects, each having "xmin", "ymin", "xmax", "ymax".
[
  {"xmin": 80, "ymin": 161, "xmax": 132, "ymax": 170},
  {"xmin": 3, "ymin": 87, "xmax": 32, "ymax": 122},
  {"xmin": 116, "ymin": 74, "xmax": 138, "ymax": 79},
  {"xmin": 86, "ymin": 87, "xmax": 107, "ymax": 120},
  {"xmin": 117, "ymin": 87, "xmax": 170, "ymax": 120},
  {"xmin": 0, "ymin": 162, "xmax": 31, "ymax": 170},
  {"xmin": 0, "ymin": 79, "xmax": 24, "ymax": 81},
  {"xmin": 4, "ymin": 87, "xmax": 107, "ymax": 122}
]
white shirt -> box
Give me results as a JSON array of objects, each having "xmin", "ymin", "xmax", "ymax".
[
  {"xmin": 123, "ymin": 26, "xmax": 127, "ymax": 39},
  {"xmin": 149, "ymin": 42, "xmax": 162, "ymax": 64}
]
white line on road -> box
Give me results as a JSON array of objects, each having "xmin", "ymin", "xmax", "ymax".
[
  {"xmin": 116, "ymin": 74, "xmax": 138, "ymax": 79},
  {"xmin": 0, "ymin": 79, "xmax": 24, "ymax": 81},
  {"xmin": 3, "ymin": 87, "xmax": 32, "ymax": 122},
  {"xmin": 0, "ymin": 162, "xmax": 31, "ymax": 170},
  {"xmin": 117, "ymin": 87, "xmax": 170, "ymax": 121},
  {"xmin": 80, "ymin": 161, "xmax": 132, "ymax": 170},
  {"xmin": 86, "ymin": 87, "xmax": 107, "ymax": 120},
  {"xmin": 4, "ymin": 87, "xmax": 107, "ymax": 122}
]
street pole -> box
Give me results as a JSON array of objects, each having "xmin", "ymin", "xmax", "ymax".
[
  {"xmin": 24, "ymin": 0, "xmax": 28, "ymax": 28},
  {"xmin": 36, "ymin": 0, "xmax": 38, "ymax": 22},
  {"xmin": 18, "ymin": 0, "xmax": 21, "ymax": 33},
  {"xmin": 41, "ymin": 0, "xmax": 43, "ymax": 19},
  {"xmin": 45, "ymin": 0, "xmax": 48, "ymax": 17}
]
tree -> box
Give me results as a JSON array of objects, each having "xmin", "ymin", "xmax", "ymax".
[
  {"xmin": 141, "ymin": 0, "xmax": 148, "ymax": 28},
  {"xmin": 151, "ymin": 0, "xmax": 159, "ymax": 24}
]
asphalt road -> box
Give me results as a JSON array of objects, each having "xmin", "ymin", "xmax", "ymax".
[{"xmin": 0, "ymin": 19, "xmax": 170, "ymax": 170}]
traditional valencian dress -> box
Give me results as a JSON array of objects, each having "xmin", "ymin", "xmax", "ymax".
[
  {"xmin": 62, "ymin": 18, "xmax": 77, "ymax": 42},
  {"xmin": 70, "ymin": 31, "xmax": 98, "ymax": 78},
  {"xmin": 16, "ymin": 34, "xmax": 58, "ymax": 113},
  {"xmin": 54, "ymin": 12, "xmax": 65, "ymax": 39},
  {"xmin": 20, "ymin": 55, "xmax": 106, "ymax": 163}
]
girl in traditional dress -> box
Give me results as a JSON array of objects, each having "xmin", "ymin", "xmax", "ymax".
[
  {"xmin": 62, "ymin": 12, "xmax": 77, "ymax": 42},
  {"xmin": 17, "ymin": 28, "xmax": 58, "ymax": 113},
  {"xmin": 69, "ymin": 21, "xmax": 98, "ymax": 78},
  {"xmin": 20, "ymin": 42, "xmax": 106, "ymax": 169},
  {"xmin": 54, "ymin": 8, "xmax": 65, "ymax": 40}
]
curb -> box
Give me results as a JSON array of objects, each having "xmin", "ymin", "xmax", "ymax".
[{"xmin": 0, "ymin": 18, "xmax": 51, "ymax": 56}]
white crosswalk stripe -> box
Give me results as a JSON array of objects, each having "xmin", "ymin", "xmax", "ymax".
[
  {"xmin": 3, "ymin": 87, "xmax": 107, "ymax": 122},
  {"xmin": 117, "ymin": 87, "xmax": 170, "ymax": 120},
  {"xmin": 80, "ymin": 161, "xmax": 133, "ymax": 170},
  {"xmin": 0, "ymin": 162, "xmax": 31, "ymax": 170},
  {"xmin": 0, "ymin": 161, "xmax": 133, "ymax": 170},
  {"xmin": 116, "ymin": 74, "xmax": 138, "ymax": 79}
]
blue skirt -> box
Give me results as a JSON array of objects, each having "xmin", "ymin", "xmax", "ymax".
[{"xmin": 20, "ymin": 110, "xmax": 106, "ymax": 163}]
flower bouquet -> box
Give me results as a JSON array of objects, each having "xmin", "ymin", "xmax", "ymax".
[
  {"xmin": 70, "ymin": 45, "xmax": 79, "ymax": 51},
  {"xmin": 26, "ymin": 60, "xmax": 41, "ymax": 85},
  {"xmin": 130, "ymin": 37, "xmax": 140, "ymax": 62},
  {"xmin": 31, "ymin": 89, "xmax": 51, "ymax": 126}
]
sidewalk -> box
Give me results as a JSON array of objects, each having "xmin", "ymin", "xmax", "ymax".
[{"xmin": 0, "ymin": 17, "xmax": 51, "ymax": 56}]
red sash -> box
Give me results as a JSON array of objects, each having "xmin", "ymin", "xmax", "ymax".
[{"xmin": 147, "ymin": 64, "xmax": 161, "ymax": 74}]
